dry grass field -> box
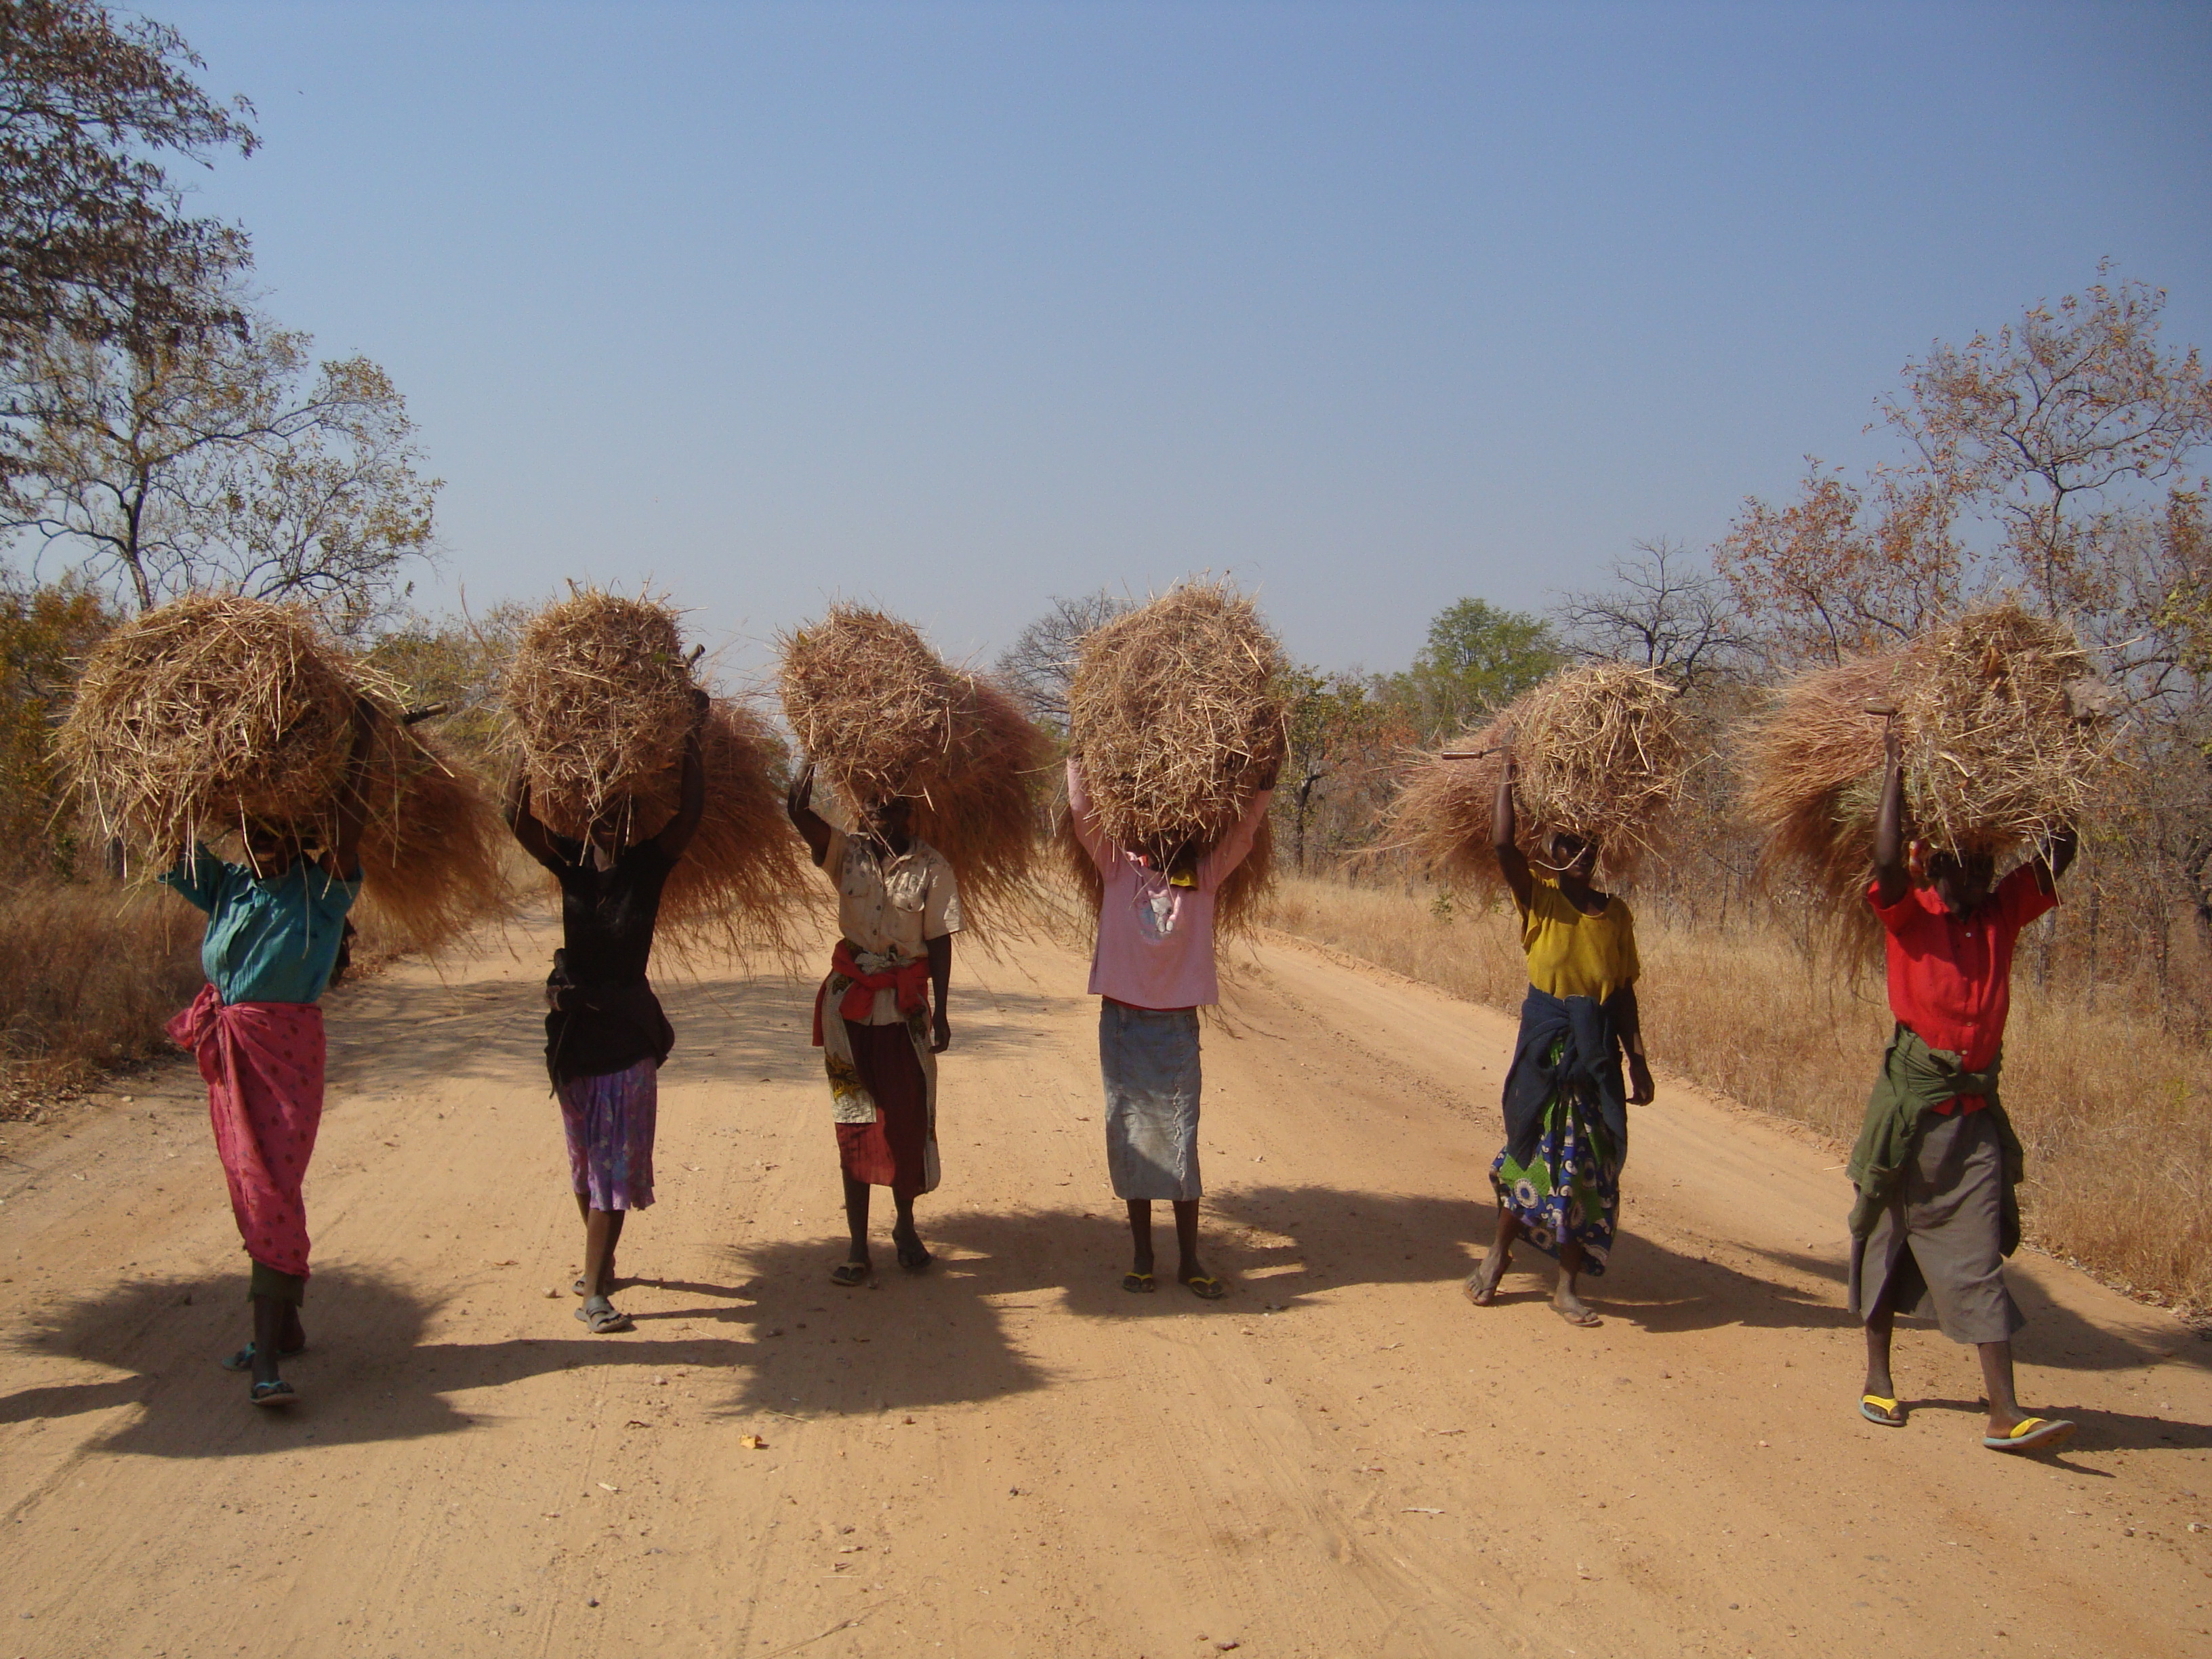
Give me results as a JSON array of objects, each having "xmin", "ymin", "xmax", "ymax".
[{"xmin": 1263, "ymin": 874, "xmax": 2212, "ymax": 1313}]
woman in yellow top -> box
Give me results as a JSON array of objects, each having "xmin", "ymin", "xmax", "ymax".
[{"xmin": 1465, "ymin": 747, "xmax": 1655, "ymax": 1326}]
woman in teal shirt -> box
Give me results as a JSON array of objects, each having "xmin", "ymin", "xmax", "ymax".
[{"xmin": 162, "ymin": 702, "xmax": 375, "ymax": 1406}]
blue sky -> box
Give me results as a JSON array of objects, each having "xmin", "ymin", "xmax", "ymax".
[{"xmin": 148, "ymin": 1, "xmax": 2211, "ymax": 680}]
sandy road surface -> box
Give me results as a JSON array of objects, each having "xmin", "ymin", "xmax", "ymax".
[{"xmin": 1, "ymin": 916, "xmax": 2208, "ymax": 1658}]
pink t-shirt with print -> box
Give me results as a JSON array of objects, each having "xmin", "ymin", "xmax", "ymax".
[{"xmin": 1065, "ymin": 758, "xmax": 1273, "ymax": 1010}]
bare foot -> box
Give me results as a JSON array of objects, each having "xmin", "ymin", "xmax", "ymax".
[
  {"xmin": 1551, "ymin": 1280, "xmax": 1601, "ymax": 1327},
  {"xmin": 1464, "ymin": 1249, "xmax": 1511, "ymax": 1307}
]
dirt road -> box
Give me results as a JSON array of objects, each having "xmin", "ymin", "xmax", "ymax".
[{"xmin": 1, "ymin": 916, "xmax": 2207, "ymax": 1657}]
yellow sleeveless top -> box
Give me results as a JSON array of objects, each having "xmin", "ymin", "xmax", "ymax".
[{"xmin": 1519, "ymin": 876, "xmax": 1640, "ymax": 1002}]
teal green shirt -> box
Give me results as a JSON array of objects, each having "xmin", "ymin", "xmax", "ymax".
[{"xmin": 161, "ymin": 845, "xmax": 361, "ymax": 1006}]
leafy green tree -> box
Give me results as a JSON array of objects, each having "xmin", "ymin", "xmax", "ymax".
[
  {"xmin": 1389, "ymin": 597, "xmax": 1560, "ymax": 741},
  {"xmin": 0, "ymin": 1, "xmax": 255, "ymax": 354}
]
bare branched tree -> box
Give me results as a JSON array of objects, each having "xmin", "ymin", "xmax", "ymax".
[
  {"xmin": 995, "ymin": 588, "xmax": 1131, "ymax": 730},
  {"xmin": 3, "ymin": 301, "xmax": 440, "ymax": 628},
  {"xmin": 1552, "ymin": 537, "xmax": 1751, "ymax": 686}
]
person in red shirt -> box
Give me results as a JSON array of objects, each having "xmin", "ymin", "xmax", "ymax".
[{"xmin": 1850, "ymin": 720, "xmax": 2078, "ymax": 1454}]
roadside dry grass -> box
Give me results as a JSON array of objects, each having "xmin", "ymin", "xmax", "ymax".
[
  {"xmin": 1263, "ymin": 874, "xmax": 2212, "ymax": 1314},
  {"xmin": 0, "ymin": 881, "xmax": 205, "ymax": 1110}
]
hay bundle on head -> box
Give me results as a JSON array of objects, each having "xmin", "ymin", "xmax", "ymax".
[
  {"xmin": 1059, "ymin": 579, "xmax": 1289, "ymax": 935},
  {"xmin": 502, "ymin": 590, "xmax": 695, "ymax": 842},
  {"xmin": 59, "ymin": 593, "xmax": 361, "ymax": 853},
  {"xmin": 58, "ymin": 592, "xmax": 508, "ymax": 951},
  {"xmin": 1387, "ymin": 661, "xmax": 1691, "ymax": 895},
  {"xmin": 1741, "ymin": 604, "xmax": 2113, "ymax": 922},
  {"xmin": 778, "ymin": 605, "xmax": 1048, "ymax": 937}
]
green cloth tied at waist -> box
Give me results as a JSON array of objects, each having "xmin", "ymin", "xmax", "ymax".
[{"xmin": 1846, "ymin": 1024, "xmax": 2023, "ymax": 1255}]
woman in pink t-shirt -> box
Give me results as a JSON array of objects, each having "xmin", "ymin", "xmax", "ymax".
[{"xmin": 1065, "ymin": 758, "xmax": 1275, "ymax": 1299}]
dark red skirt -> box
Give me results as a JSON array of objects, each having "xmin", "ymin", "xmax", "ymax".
[{"xmin": 835, "ymin": 1020, "xmax": 930, "ymax": 1199}]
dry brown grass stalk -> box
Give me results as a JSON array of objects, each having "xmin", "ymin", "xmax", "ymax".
[
  {"xmin": 779, "ymin": 605, "xmax": 1048, "ymax": 939},
  {"xmin": 353, "ymin": 720, "xmax": 512, "ymax": 953},
  {"xmin": 1061, "ymin": 580, "xmax": 1288, "ymax": 936},
  {"xmin": 630, "ymin": 699, "xmax": 815, "ymax": 964},
  {"xmin": 1740, "ymin": 605, "xmax": 2115, "ymax": 941},
  {"xmin": 502, "ymin": 590, "xmax": 695, "ymax": 842},
  {"xmin": 1386, "ymin": 661, "xmax": 1691, "ymax": 897}
]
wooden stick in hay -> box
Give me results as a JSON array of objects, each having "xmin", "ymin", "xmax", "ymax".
[
  {"xmin": 1059, "ymin": 579, "xmax": 1289, "ymax": 937},
  {"xmin": 779, "ymin": 605, "xmax": 1049, "ymax": 941},
  {"xmin": 1386, "ymin": 661, "xmax": 1691, "ymax": 899},
  {"xmin": 501, "ymin": 590, "xmax": 697, "ymax": 844},
  {"xmin": 1739, "ymin": 604, "xmax": 2114, "ymax": 950}
]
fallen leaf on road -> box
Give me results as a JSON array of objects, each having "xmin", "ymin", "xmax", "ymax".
[
  {"xmin": 740, "ymin": 1435, "xmax": 766, "ymax": 1450},
  {"xmin": 487, "ymin": 1258, "xmax": 518, "ymax": 1267},
  {"xmin": 1401, "ymin": 1507, "xmax": 1443, "ymax": 1515},
  {"xmin": 597, "ymin": 1483, "xmax": 618, "ymax": 1493},
  {"xmin": 625, "ymin": 1420, "xmax": 651, "ymax": 1429}
]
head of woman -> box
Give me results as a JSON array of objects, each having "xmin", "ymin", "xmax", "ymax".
[
  {"xmin": 863, "ymin": 795, "xmax": 914, "ymax": 846},
  {"xmin": 1924, "ymin": 844, "xmax": 1996, "ymax": 916},
  {"xmin": 1542, "ymin": 830, "xmax": 1599, "ymax": 882},
  {"xmin": 242, "ymin": 820, "xmax": 307, "ymax": 879}
]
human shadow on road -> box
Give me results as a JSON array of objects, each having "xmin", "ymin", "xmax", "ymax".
[{"xmin": 14, "ymin": 1265, "xmax": 470, "ymax": 1457}]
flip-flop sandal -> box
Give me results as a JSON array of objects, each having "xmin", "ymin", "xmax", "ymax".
[
  {"xmin": 1122, "ymin": 1271, "xmax": 1156, "ymax": 1294},
  {"xmin": 830, "ymin": 1261, "xmax": 869, "ymax": 1288},
  {"xmin": 1550, "ymin": 1300, "xmax": 1603, "ymax": 1328},
  {"xmin": 221, "ymin": 1339, "xmax": 308, "ymax": 1372},
  {"xmin": 575, "ymin": 1296, "xmax": 633, "ymax": 1334},
  {"xmin": 1861, "ymin": 1393, "xmax": 1906, "ymax": 1427},
  {"xmin": 1984, "ymin": 1416, "xmax": 2076, "ymax": 1454},
  {"xmin": 895, "ymin": 1235, "xmax": 933, "ymax": 1273},
  {"xmin": 249, "ymin": 1378, "xmax": 298, "ymax": 1408},
  {"xmin": 1463, "ymin": 1254, "xmax": 1511, "ymax": 1306},
  {"xmin": 1181, "ymin": 1273, "xmax": 1227, "ymax": 1301}
]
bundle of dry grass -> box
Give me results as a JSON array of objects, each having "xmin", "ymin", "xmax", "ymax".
[
  {"xmin": 1058, "ymin": 580, "xmax": 1288, "ymax": 934},
  {"xmin": 779, "ymin": 606, "xmax": 1048, "ymax": 937},
  {"xmin": 1741, "ymin": 604, "xmax": 2114, "ymax": 920},
  {"xmin": 58, "ymin": 592, "xmax": 510, "ymax": 952},
  {"xmin": 59, "ymin": 593, "xmax": 360, "ymax": 852},
  {"xmin": 352, "ymin": 718, "xmax": 512, "ymax": 953},
  {"xmin": 502, "ymin": 590, "xmax": 695, "ymax": 842},
  {"xmin": 627, "ymin": 699, "xmax": 814, "ymax": 962},
  {"xmin": 1387, "ymin": 661, "xmax": 1690, "ymax": 895}
]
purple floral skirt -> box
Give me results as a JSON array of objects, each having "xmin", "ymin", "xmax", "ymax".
[{"xmin": 557, "ymin": 1058, "xmax": 657, "ymax": 1211}]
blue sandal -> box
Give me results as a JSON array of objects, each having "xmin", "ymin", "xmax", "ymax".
[
  {"xmin": 249, "ymin": 1378, "xmax": 298, "ymax": 1407},
  {"xmin": 221, "ymin": 1340, "xmax": 306, "ymax": 1373}
]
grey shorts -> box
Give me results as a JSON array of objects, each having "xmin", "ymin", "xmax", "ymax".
[
  {"xmin": 1099, "ymin": 1000, "xmax": 1202, "ymax": 1202},
  {"xmin": 1849, "ymin": 1106, "xmax": 2024, "ymax": 1346}
]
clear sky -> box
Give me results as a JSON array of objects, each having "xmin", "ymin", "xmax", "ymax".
[{"xmin": 150, "ymin": 0, "xmax": 2211, "ymax": 682}]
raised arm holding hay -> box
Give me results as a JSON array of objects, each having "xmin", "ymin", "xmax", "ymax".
[
  {"xmin": 787, "ymin": 762, "xmax": 962, "ymax": 1288},
  {"xmin": 1849, "ymin": 718, "xmax": 2080, "ymax": 1454},
  {"xmin": 1465, "ymin": 736, "xmax": 1654, "ymax": 1330},
  {"xmin": 159, "ymin": 698, "xmax": 380, "ymax": 1407}
]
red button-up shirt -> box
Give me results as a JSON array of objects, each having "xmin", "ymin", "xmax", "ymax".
[{"xmin": 1867, "ymin": 865, "xmax": 2057, "ymax": 1106}]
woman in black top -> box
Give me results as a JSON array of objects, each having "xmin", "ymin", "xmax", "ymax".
[{"xmin": 507, "ymin": 693, "xmax": 706, "ymax": 1333}]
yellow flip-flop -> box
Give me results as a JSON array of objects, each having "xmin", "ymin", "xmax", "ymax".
[
  {"xmin": 1860, "ymin": 1393, "xmax": 1906, "ymax": 1427},
  {"xmin": 1984, "ymin": 1416, "xmax": 2076, "ymax": 1454}
]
